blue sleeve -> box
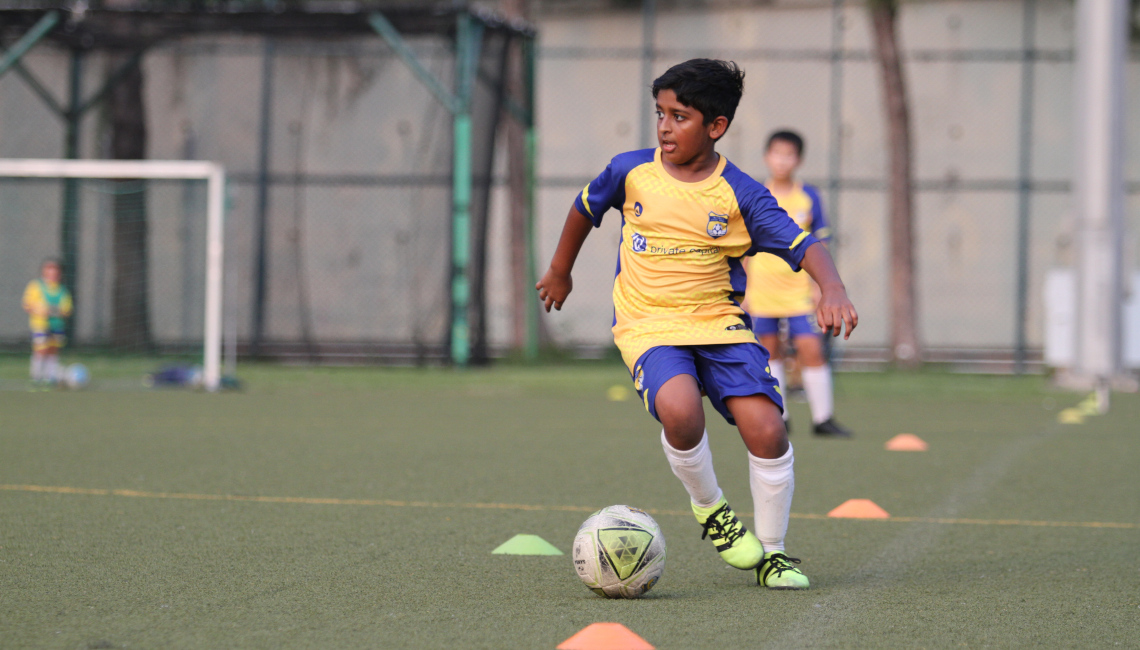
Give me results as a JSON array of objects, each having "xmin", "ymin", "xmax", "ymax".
[
  {"xmin": 803, "ymin": 184, "xmax": 830, "ymax": 241},
  {"xmin": 724, "ymin": 165, "xmax": 819, "ymax": 271},
  {"xmin": 572, "ymin": 149, "xmax": 654, "ymax": 228}
]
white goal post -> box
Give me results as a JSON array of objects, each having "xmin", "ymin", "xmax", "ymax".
[{"xmin": 0, "ymin": 158, "xmax": 226, "ymax": 391}]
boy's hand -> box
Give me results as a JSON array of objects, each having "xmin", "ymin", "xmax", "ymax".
[
  {"xmin": 536, "ymin": 268, "xmax": 573, "ymax": 312},
  {"xmin": 816, "ymin": 285, "xmax": 858, "ymax": 339}
]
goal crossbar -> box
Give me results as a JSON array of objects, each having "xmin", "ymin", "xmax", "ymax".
[{"xmin": 0, "ymin": 158, "xmax": 226, "ymax": 391}]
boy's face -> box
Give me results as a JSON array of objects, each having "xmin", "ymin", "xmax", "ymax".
[
  {"xmin": 764, "ymin": 139, "xmax": 801, "ymax": 183},
  {"xmin": 655, "ymin": 89, "xmax": 727, "ymax": 166},
  {"xmin": 42, "ymin": 263, "xmax": 61, "ymax": 284}
]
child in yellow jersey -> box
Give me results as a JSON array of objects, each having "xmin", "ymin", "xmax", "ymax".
[
  {"xmin": 745, "ymin": 130, "xmax": 853, "ymax": 438},
  {"xmin": 537, "ymin": 60, "xmax": 858, "ymax": 590},
  {"xmin": 22, "ymin": 259, "xmax": 73, "ymax": 387}
]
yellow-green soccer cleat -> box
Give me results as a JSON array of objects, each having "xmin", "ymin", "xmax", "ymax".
[
  {"xmin": 756, "ymin": 551, "xmax": 810, "ymax": 590},
  {"xmin": 692, "ymin": 499, "xmax": 765, "ymax": 570}
]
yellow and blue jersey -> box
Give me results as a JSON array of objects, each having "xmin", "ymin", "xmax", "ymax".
[
  {"xmin": 23, "ymin": 279, "xmax": 72, "ymax": 333},
  {"xmin": 743, "ymin": 183, "xmax": 830, "ymax": 318},
  {"xmin": 575, "ymin": 148, "xmax": 819, "ymax": 372}
]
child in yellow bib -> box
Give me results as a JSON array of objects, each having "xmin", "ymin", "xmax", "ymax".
[
  {"xmin": 744, "ymin": 131, "xmax": 851, "ymax": 438},
  {"xmin": 22, "ymin": 259, "xmax": 73, "ymax": 387}
]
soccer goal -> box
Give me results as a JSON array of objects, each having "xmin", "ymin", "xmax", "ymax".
[{"xmin": 0, "ymin": 158, "xmax": 227, "ymax": 391}]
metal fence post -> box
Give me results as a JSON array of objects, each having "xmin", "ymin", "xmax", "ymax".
[
  {"xmin": 1073, "ymin": 0, "xmax": 1128, "ymax": 384},
  {"xmin": 60, "ymin": 48, "xmax": 83, "ymax": 337},
  {"xmin": 1014, "ymin": 0, "xmax": 1037, "ymax": 374},
  {"xmin": 450, "ymin": 12, "xmax": 484, "ymax": 366},
  {"xmin": 639, "ymin": 0, "xmax": 656, "ymax": 149},
  {"xmin": 251, "ymin": 38, "xmax": 275, "ymax": 357},
  {"xmin": 826, "ymin": 0, "xmax": 845, "ymax": 249},
  {"xmin": 524, "ymin": 34, "xmax": 540, "ymax": 361}
]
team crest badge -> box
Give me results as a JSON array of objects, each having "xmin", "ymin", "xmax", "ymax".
[
  {"xmin": 634, "ymin": 202, "xmax": 643, "ymax": 217},
  {"xmin": 634, "ymin": 367, "xmax": 644, "ymax": 392},
  {"xmin": 706, "ymin": 212, "xmax": 728, "ymax": 238}
]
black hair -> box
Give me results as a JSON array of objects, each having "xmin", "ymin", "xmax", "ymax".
[
  {"xmin": 766, "ymin": 130, "xmax": 805, "ymax": 157},
  {"xmin": 652, "ymin": 59, "xmax": 745, "ymax": 128}
]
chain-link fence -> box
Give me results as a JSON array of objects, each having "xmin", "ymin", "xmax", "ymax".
[
  {"xmin": 0, "ymin": 9, "xmax": 524, "ymax": 366},
  {"xmin": 2, "ymin": 0, "xmax": 1138, "ymax": 370}
]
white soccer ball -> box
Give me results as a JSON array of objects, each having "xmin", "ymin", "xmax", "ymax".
[
  {"xmin": 63, "ymin": 363, "xmax": 89, "ymax": 389},
  {"xmin": 572, "ymin": 505, "xmax": 666, "ymax": 599}
]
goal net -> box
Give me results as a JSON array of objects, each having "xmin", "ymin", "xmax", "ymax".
[{"xmin": 0, "ymin": 159, "xmax": 226, "ymax": 390}]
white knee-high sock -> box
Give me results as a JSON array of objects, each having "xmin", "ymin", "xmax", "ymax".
[
  {"xmin": 801, "ymin": 365, "xmax": 834, "ymax": 424},
  {"xmin": 44, "ymin": 355, "xmax": 60, "ymax": 383},
  {"xmin": 768, "ymin": 360, "xmax": 789, "ymax": 421},
  {"xmin": 749, "ymin": 444, "xmax": 795, "ymax": 552},
  {"xmin": 30, "ymin": 353, "xmax": 43, "ymax": 381},
  {"xmin": 661, "ymin": 430, "xmax": 723, "ymax": 509}
]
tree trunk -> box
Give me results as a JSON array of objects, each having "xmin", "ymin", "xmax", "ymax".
[
  {"xmin": 501, "ymin": 0, "xmax": 531, "ymax": 352},
  {"xmin": 870, "ymin": 0, "xmax": 921, "ymax": 368},
  {"xmin": 109, "ymin": 53, "xmax": 152, "ymax": 351}
]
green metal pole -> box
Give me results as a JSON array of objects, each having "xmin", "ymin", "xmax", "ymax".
[
  {"xmin": 450, "ymin": 12, "xmax": 482, "ymax": 366},
  {"xmin": 0, "ymin": 10, "xmax": 59, "ymax": 79},
  {"xmin": 368, "ymin": 12, "xmax": 459, "ymax": 114},
  {"xmin": 523, "ymin": 36, "xmax": 540, "ymax": 361},
  {"xmin": 452, "ymin": 111, "xmax": 472, "ymax": 366}
]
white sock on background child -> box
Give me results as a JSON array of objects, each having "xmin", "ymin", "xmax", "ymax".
[
  {"xmin": 801, "ymin": 365, "xmax": 834, "ymax": 424},
  {"xmin": 44, "ymin": 355, "xmax": 60, "ymax": 383},
  {"xmin": 748, "ymin": 445, "xmax": 794, "ymax": 552},
  {"xmin": 768, "ymin": 359, "xmax": 789, "ymax": 421},
  {"xmin": 661, "ymin": 429, "xmax": 723, "ymax": 509},
  {"xmin": 30, "ymin": 354, "xmax": 43, "ymax": 381}
]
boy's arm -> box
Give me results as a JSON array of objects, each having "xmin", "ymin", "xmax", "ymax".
[
  {"xmin": 799, "ymin": 242, "xmax": 858, "ymax": 339},
  {"xmin": 536, "ymin": 207, "xmax": 594, "ymax": 312}
]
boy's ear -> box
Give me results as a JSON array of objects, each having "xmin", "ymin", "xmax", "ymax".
[{"xmin": 707, "ymin": 115, "xmax": 730, "ymax": 141}]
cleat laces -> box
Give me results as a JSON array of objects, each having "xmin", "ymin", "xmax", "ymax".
[
  {"xmin": 758, "ymin": 553, "xmax": 802, "ymax": 584},
  {"xmin": 699, "ymin": 503, "xmax": 746, "ymax": 546}
]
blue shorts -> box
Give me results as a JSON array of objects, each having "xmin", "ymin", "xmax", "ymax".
[
  {"xmin": 31, "ymin": 330, "xmax": 66, "ymax": 353},
  {"xmin": 751, "ymin": 314, "xmax": 820, "ymax": 338},
  {"xmin": 631, "ymin": 343, "xmax": 783, "ymax": 426}
]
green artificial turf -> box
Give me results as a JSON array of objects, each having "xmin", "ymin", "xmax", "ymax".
[{"xmin": 1, "ymin": 360, "xmax": 1137, "ymax": 648}]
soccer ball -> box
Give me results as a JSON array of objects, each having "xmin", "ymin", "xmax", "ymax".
[
  {"xmin": 572, "ymin": 505, "xmax": 666, "ymax": 598},
  {"xmin": 63, "ymin": 363, "xmax": 89, "ymax": 389}
]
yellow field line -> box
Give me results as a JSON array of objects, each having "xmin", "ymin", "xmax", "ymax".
[{"xmin": 2, "ymin": 483, "xmax": 1136, "ymax": 530}]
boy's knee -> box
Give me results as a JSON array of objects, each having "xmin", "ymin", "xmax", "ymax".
[
  {"xmin": 746, "ymin": 418, "xmax": 789, "ymax": 458},
  {"xmin": 757, "ymin": 415, "xmax": 787, "ymax": 440},
  {"xmin": 659, "ymin": 408, "xmax": 705, "ymax": 450},
  {"xmin": 796, "ymin": 335, "xmax": 825, "ymax": 367},
  {"xmin": 655, "ymin": 374, "xmax": 706, "ymax": 449}
]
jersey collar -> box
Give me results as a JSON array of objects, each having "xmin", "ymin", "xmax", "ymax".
[{"xmin": 654, "ymin": 148, "xmax": 728, "ymax": 191}]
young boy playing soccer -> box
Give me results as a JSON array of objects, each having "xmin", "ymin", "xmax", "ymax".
[
  {"xmin": 22, "ymin": 259, "xmax": 73, "ymax": 388},
  {"xmin": 537, "ymin": 59, "xmax": 857, "ymax": 589},
  {"xmin": 744, "ymin": 130, "xmax": 853, "ymax": 438}
]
